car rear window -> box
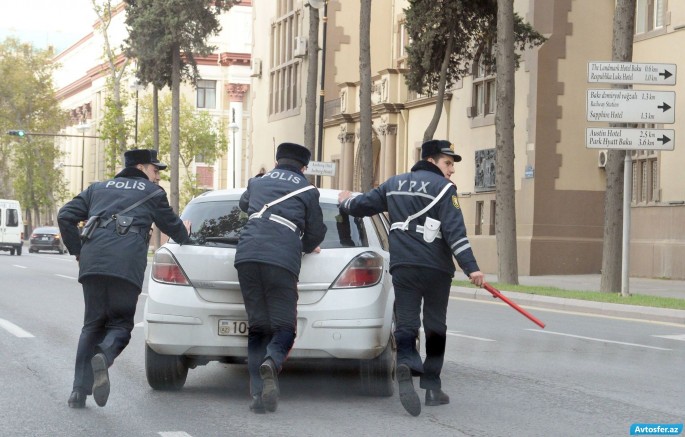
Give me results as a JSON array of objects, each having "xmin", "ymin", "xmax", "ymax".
[{"xmin": 180, "ymin": 200, "xmax": 368, "ymax": 248}]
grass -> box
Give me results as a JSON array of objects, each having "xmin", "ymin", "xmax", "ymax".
[{"xmin": 452, "ymin": 280, "xmax": 685, "ymax": 311}]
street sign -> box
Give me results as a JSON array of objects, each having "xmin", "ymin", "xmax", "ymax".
[
  {"xmin": 588, "ymin": 62, "xmax": 677, "ymax": 85},
  {"xmin": 586, "ymin": 89, "xmax": 675, "ymax": 123},
  {"xmin": 304, "ymin": 160, "xmax": 336, "ymax": 176},
  {"xmin": 586, "ymin": 128, "xmax": 674, "ymax": 151}
]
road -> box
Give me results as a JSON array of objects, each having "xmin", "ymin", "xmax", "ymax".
[{"xmin": 1, "ymin": 252, "xmax": 683, "ymax": 437}]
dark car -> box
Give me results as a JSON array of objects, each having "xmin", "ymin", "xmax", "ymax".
[{"xmin": 29, "ymin": 226, "xmax": 67, "ymax": 254}]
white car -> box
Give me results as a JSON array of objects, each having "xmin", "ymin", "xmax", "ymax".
[{"xmin": 144, "ymin": 188, "xmax": 396, "ymax": 396}]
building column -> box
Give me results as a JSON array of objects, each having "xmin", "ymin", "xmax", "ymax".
[
  {"xmin": 379, "ymin": 123, "xmax": 397, "ymax": 180},
  {"xmin": 337, "ymin": 126, "xmax": 355, "ymax": 191},
  {"xmin": 226, "ymin": 84, "xmax": 248, "ymax": 188}
]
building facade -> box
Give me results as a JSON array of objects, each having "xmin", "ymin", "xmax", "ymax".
[{"xmin": 248, "ymin": 0, "xmax": 684, "ymax": 279}]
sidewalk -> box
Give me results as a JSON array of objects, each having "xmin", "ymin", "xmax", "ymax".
[{"xmin": 451, "ymin": 274, "xmax": 685, "ymax": 325}]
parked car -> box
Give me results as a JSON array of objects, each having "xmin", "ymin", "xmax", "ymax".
[
  {"xmin": 144, "ymin": 188, "xmax": 396, "ymax": 396},
  {"xmin": 29, "ymin": 226, "xmax": 67, "ymax": 254}
]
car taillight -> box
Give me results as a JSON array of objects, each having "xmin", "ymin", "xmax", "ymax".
[
  {"xmin": 332, "ymin": 251, "xmax": 384, "ymax": 288},
  {"xmin": 54, "ymin": 235, "xmax": 61, "ymax": 240},
  {"xmin": 30, "ymin": 234, "xmax": 37, "ymax": 239},
  {"xmin": 152, "ymin": 249, "xmax": 190, "ymax": 285}
]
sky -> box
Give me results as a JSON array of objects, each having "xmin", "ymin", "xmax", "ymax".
[{"xmin": 0, "ymin": 0, "xmax": 98, "ymax": 53}]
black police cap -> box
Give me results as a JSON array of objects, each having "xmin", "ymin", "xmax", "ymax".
[
  {"xmin": 124, "ymin": 149, "xmax": 168, "ymax": 170},
  {"xmin": 421, "ymin": 140, "xmax": 462, "ymax": 162},
  {"xmin": 276, "ymin": 142, "xmax": 311, "ymax": 166}
]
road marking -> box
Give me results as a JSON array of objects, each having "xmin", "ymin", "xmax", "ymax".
[
  {"xmin": 446, "ymin": 330, "xmax": 496, "ymax": 342},
  {"xmin": 653, "ymin": 334, "xmax": 685, "ymax": 341},
  {"xmin": 12, "ymin": 265, "xmax": 27, "ymax": 269},
  {"xmin": 0, "ymin": 319, "xmax": 35, "ymax": 338},
  {"xmin": 159, "ymin": 432, "xmax": 193, "ymax": 437},
  {"xmin": 56, "ymin": 274, "xmax": 78, "ymax": 280},
  {"xmin": 526, "ymin": 329, "xmax": 672, "ymax": 351}
]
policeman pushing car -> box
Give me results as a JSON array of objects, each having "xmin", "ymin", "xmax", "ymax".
[
  {"xmin": 58, "ymin": 149, "xmax": 190, "ymax": 409},
  {"xmin": 338, "ymin": 139, "xmax": 485, "ymax": 417},
  {"xmin": 235, "ymin": 142, "xmax": 327, "ymax": 414}
]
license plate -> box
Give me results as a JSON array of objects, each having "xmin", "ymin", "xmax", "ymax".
[
  {"xmin": 218, "ymin": 319, "xmax": 248, "ymax": 336},
  {"xmin": 42, "ymin": 237, "xmax": 49, "ymax": 240}
]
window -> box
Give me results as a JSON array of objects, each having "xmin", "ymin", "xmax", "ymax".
[
  {"xmin": 472, "ymin": 56, "xmax": 496, "ymax": 116},
  {"xmin": 635, "ymin": 0, "xmax": 665, "ymax": 34},
  {"xmin": 270, "ymin": 0, "xmax": 301, "ymax": 116},
  {"xmin": 475, "ymin": 201, "xmax": 484, "ymax": 235},
  {"xmin": 489, "ymin": 200, "xmax": 496, "ymax": 235},
  {"xmin": 196, "ymin": 80, "xmax": 216, "ymax": 109},
  {"xmin": 396, "ymin": 20, "xmax": 410, "ymax": 67},
  {"xmin": 6, "ymin": 209, "xmax": 19, "ymax": 227},
  {"xmin": 631, "ymin": 150, "xmax": 659, "ymax": 204}
]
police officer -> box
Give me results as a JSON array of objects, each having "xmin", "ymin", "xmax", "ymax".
[
  {"xmin": 235, "ymin": 142, "xmax": 327, "ymax": 414},
  {"xmin": 58, "ymin": 149, "xmax": 191, "ymax": 409},
  {"xmin": 338, "ymin": 139, "xmax": 484, "ymax": 417}
]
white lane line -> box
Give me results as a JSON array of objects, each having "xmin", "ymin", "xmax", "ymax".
[
  {"xmin": 526, "ymin": 329, "xmax": 672, "ymax": 351},
  {"xmin": 653, "ymin": 334, "xmax": 685, "ymax": 342},
  {"xmin": 56, "ymin": 274, "xmax": 78, "ymax": 280},
  {"xmin": 159, "ymin": 432, "xmax": 193, "ymax": 437},
  {"xmin": 12, "ymin": 265, "xmax": 27, "ymax": 269},
  {"xmin": 0, "ymin": 319, "xmax": 35, "ymax": 338},
  {"xmin": 446, "ymin": 330, "xmax": 496, "ymax": 342}
]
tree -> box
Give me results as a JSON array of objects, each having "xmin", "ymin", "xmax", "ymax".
[
  {"xmin": 495, "ymin": 0, "xmax": 518, "ymax": 284},
  {"xmin": 600, "ymin": 0, "xmax": 636, "ymax": 294},
  {"xmin": 92, "ymin": 0, "xmax": 131, "ymax": 176},
  {"xmin": 403, "ymin": 0, "xmax": 545, "ymax": 141},
  {"xmin": 124, "ymin": 0, "xmax": 235, "ymax": 212},
  {"xmin": 358, "ymin": 0, "xmax": 374, "ymax": 191},
  {"xmin": 0, "ymin": 38, "xmax": 69, "ymax": 230},
  {"xmin": 137, "ymin": 92, "xmax": 228, "ymax": 209}
]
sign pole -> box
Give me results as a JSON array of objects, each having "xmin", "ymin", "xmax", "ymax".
[{"xmin": 621, "ymin": 152, "xmax": 632, "ymax": 296}]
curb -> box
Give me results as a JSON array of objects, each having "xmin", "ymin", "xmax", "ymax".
[{"xmin": 450, "ymin": 286, "xmax": 685, "ymax": 325}]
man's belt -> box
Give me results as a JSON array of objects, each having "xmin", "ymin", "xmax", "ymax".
[
  {"xmin": 390, "ymin": 222, "xmax": 442, "ymax": 239},
  {"xmin": 248, "ymin": 212, "xmax": 298, "ymax": 233}
]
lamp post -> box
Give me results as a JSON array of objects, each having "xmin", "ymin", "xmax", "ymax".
[{"xmin": 229, "ymin": 120, "xmax": 240, "ymax": 188}]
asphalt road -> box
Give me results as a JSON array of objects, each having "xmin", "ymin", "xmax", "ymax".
[{"xmin": 1, "ymin": 252, "xmax": 683, "ymax": 437}]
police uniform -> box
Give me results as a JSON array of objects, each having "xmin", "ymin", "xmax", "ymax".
[
  {"xmin": 58, "ymin": 149, "xmax": 189, "ymax": 408},
  {"xmin": 339, "ymin": 140, "xmax": 481, "ymax": 416},
  {"xmin": 235, "ymin": 142, "xmax": 326, "ymax": 413}
]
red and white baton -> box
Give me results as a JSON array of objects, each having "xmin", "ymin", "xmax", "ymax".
[{"xmin": 482, "ymin": 282, "xmax": 546, "ymax": 329}]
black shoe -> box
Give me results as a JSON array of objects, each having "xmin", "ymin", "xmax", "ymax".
[
  {"xmin": 91, "ymin": 353, "xmax": 110, "ymax": 407},
  {"xmin": 67, "ymin": 390, "xmax": 87, "ymax": 408},
  {"xmin": 249, "ymin": 394, "xmax": 266, "ymax": 414},
  {"xmin": 397, "ymin": 364, "xmax": 421, "ymax": 416},
  {"xmin": 425, "ymin": 389, "xmax": 450, "ymax": 406},
  {"xmin": 259, "ymin": 358, "xmax": 279, "ymax": 412}
]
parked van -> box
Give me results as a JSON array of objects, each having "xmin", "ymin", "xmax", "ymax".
[{"xmin": 0, "ymin": 199, "xmax": 24, "ymax": 256}]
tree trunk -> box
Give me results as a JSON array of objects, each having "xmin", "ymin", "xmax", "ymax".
[
  {"xmin": 495, "ymin": 0, "xmax": 518, "ymax": 285},
  {"xmin": 358, "ymin": 0, "xmax": 373, "ymax": 191},
  {"xmin": 151, "ymin": 85, "xmax": 162, "ymax": 250},
  {"xmin": 600, "ymin": 0, "xmax": 635, "ymax": 293},
  {"xmin": 170, "ymin": 45, "xmax": 181, "ymax": 213},
  {"xmin": 423, "ymin": 34, "xmax": 454, "ymax": 142},
  {"xmin": 304, "ymin": 6, "xmax": 319, "ymax": 157}
]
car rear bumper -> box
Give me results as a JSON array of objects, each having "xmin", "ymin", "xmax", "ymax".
[{"xmin": 144, "ymin": 284, "xmax": 393, "ymax": 360}]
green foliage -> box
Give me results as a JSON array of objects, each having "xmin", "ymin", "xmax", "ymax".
[
  {"xmin": 0, "ymin": 38, "xmax": 69, "ymax": 212},
  {"xmin": 404, "ymin": 0, "xmax": 546, "ymax": 95},
  {"xmin": 124, "ymin": 0, "xmax": 238, "ymax": 89},
  {"xmin": 99, "ymin": 88, "xmax": 133, "ymax": 178},
  {"xmin": 136, "ymin": 92, "xmax": 228, "ymax": 208}
]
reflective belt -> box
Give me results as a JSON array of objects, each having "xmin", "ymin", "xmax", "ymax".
[
  {"xmin": 389, "ymin": 223, "xmax": 443, "ymax": 239},
  {"xmin": 248, "ymin": 212, "xmax": 298, "ymax": 232},
  {"xmin": 390, "ymin": 183, "xmax": 452, "ymax": 234}
]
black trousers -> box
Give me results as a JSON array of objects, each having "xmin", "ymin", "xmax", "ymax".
[
  {"xmin": 392, "ymin": 266, "xmax": 452, "ymax": 390},
  {"xmin": 72, "ymin": 276, "xmax": 140, "ymax": 393},
  {"xmin": 237, "ymin": 262, "xmax": 298, "ymax": 396}
]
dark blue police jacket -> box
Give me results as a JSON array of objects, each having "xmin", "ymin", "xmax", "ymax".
[
  {"xmin": 234, "ymin": 164, "xmax": 327, "ymax": 277},
  {"xmin": 58, "ymin": 167, "xmax": 189, "ymax": 290},
  {"xmin": 339, "ymin": 160, "xmax": 480, "ymax": 277}
]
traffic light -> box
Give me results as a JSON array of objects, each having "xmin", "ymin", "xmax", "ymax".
[{"xmin": 7, "ymin": 130, "xmax": 26, "ymax": 137}]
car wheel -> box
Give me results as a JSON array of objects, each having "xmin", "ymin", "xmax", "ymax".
[
  {"xmin": 9, "ymin": 248, "xmax": 15, "ymax": 256},
  {"xmin": 359, "ymin": 336, "xmax": 396, "ymax": 397},
  {"xmin": 145, "ymin": 344, "xmax": 188, "ymax": 391},
  {"xmin": 16, "ymin": 246, "xmax": 22, "ymax": 256}
]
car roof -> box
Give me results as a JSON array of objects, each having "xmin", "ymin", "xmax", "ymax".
[{"xmin": 190, "ymin": 188, "xmax": 354, "ymax": 205}]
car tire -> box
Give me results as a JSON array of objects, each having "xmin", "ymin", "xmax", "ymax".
[
  {"xmin": 9, "ymin": 248, "xmax": 15, "ymax": 256},
  {"xmin": 16, "ymin": 245, "xmax": 21, "ymax": 256},
  {"xmin": 359, "ymin": 336, "xmax": 396, "ymax": 397},
  {"xmin": 145, "ymin": 344, "xmax": 188, "ymax": 391}
]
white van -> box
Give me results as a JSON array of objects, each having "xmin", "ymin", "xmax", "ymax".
[{"xmin": 0, "ymin": 199, "xmax": 24, "ymax": 256}]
